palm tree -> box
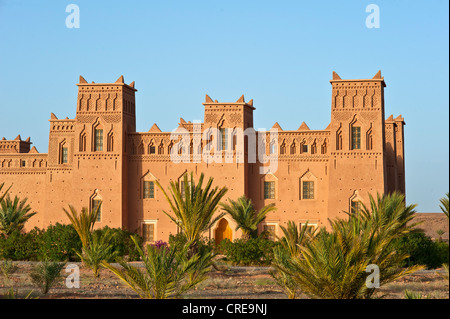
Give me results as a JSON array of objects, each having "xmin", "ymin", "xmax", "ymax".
[
  {"xmin": 438, "ymin": 193, "xmax": 449, "ymax": 280},
  {"xmin": 272, "ymin": 192, "xmax": 425, "ymax": 299},
  {"xmin": 0, "ymin": 195, "xmax": 37, "ymax": 236},
  {"xmin": 76, "ymin": 228, "xmax": 118, "ymax": 277},
  {"xmin": 156, "ymin": 172, "xmax": 227, "ymax": 255},
  {"xmin": 271, "ymin": 220, "xmax": 316, "ymax": 299},
  {"xmin": 102, "ymin": 236, "xmax": 212, "ymax": 299},
  {"xmin": 0, "ymin": 183, "xmax": 12, "ymax": 203},
  {"xmin": 220, "ymin": 196, "xmax": 276, "ymax": 240},
  {"xmin": 29, "ymin": 260, "xmax": 66, "ymax": 295},
  {"xmin": 277, "ymin": 220, "xmax": 316, "ymax": 256},
  {"xmin": 63, "ymin": 203, "xmax": 101, "ymax": 248},
  {"xmin": 436, "ymin": 229, "xmax": 445, "ymax": 242},
  {"xmin": 439, "ymin": 192, "xmax": 449, "ymax": 219}
]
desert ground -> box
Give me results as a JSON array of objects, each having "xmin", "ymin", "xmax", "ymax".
[{"xmin": 1, "ymin": 261, "xmax": 448, "ymax": 299}]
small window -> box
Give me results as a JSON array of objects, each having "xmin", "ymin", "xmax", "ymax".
[
  {"xmin": 143, "ymin": 181, "xmax": 155, "ymax": 199},
  {"xmin": 20, "ymin": 160, "xmax": 26, "ymax": 167},
  {"xmin": 149, "ymin": 145, "xmax": 156, "ymax": 154},
  {"xmin": 264, "ymin": 181, "xmax": 275, "ymax": 199},
  {"xmin": 290, "ymin": 142, "xmax": 296, "ymax": 154},
  {"xmin": 180, "ymin": 180, "xmax": 191, "ymax": 199},
  {"xmin": 107, "ymin": 132, "xmax": 114, "ymax": 152},
  {"xmin": 92, "ymin": 199, "xmax": 102, "ymax": 222},
  {"xmin": 219, "ymin": 128, "xmax": 228, "ymax": 151},
  {"xmin": 79, "ymin": 133, "xmax": 87, "ymax": 152},
  {"xmin": 269, "ymin": 141, "xmax": 276, "ymax": 154},
  {"xmin": 280, "ymin": 142, "xmax": 286, "ymax": 155},
  {"xmin": 142, "ymin": 223, "xmax": 155, "ymax": 242},
  {"xmin": 321, "ymin": 141, "xmax": 327, "ymax": 154},
  {"xmin": 302, "ymin": 144, "xmax": 308, "ymax": 153},
  {"xmin": 62, "ymin": 147, "xmax": 68, "ymax": 164},
  {"xmin": 351, "ymin": 200, "xmax": 362, "ymax": 214},
  {"xmin": 336, "ymin": 129, "xmax": 343, "ymax": 150},
  {"xmin": 94, "ymin": 129, "xmax": 103, "ymax": 151},
  {"xmin": 366, "ymin": 129, "xmax": 373, "ymax": 150},
  {"xmin": 302, "ymin": 181, "xmax": 314, "ymax": 199},
  {"xmin": 352, "ymin": 127, "xmax": 361, "ymax": 150}
]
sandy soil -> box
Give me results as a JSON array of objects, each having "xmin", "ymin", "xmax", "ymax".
[
  {"xmin": 0, "ymin": 261, "xmax": 448, "ymax": 299},
  {"xmin": 412, "ymin": 213, "xmax": 449, "ymax": 242}
]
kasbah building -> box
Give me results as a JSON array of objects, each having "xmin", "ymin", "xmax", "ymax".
[{"xmin": 0, "ymin": 70, "xmax": 405, "ymax": 245}]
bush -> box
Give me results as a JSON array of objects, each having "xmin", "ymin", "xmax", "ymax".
[
  {"xmin": 168, "ymin": 233, "xmax": 215, "ymax": 256},
  {"xmin": 391, "ymin": 231, "xmax": 449, "ymax": 269},
  {"xmin": 38, "ymin": 223, "xmax": 82, "ymax": 262},
  {"xmin": 93, "ymin": 226, "xmax": 143, "ymax": 261},
  {"xmin": 220, "ymin": 237, "xmax": 279, "ymax": 266},
  {"xmin": 0, "ymin": 228, "xmax": 42, "ymax": 261},
  {"xmin": 0, "ymin": 225, "xmax": 144, "ymax": 262}
]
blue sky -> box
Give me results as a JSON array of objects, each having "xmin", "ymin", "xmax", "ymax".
[{"xmin": 0, "ymin": 0, "xmax": 448, "ymax": 212}]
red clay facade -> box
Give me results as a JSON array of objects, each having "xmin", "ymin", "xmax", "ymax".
[{"xmin": 0, "ymin": 71, "xmax": 405, "ymax": 244}]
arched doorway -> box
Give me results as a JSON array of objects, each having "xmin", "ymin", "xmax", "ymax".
[{"xmin": 215, "ymin": 218, "xmax": 232, "ymax": 245}]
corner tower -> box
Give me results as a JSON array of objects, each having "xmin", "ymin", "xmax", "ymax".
[
  {"xmin": 72, "ymin": 75, "xmax": 137, "ymax": 229},
  {"xmin": 327, "ymin": 71, "xmax": 387, "ymax": 221}
]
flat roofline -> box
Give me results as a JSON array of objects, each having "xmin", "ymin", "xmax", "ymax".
[
  {"xmin": 330, "ymin": 78, "xmax": 386, "ymax": 87},
  {"xmin": 202, "ymin": 102, "xmax": 256, "ymax": 110},
  {"xmin": 76, "ymin": 83, "xmax": 137, "ymax": 91}
]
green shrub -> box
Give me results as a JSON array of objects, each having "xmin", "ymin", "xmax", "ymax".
[
  {"xmin": 220, "ymin": 237, "xmax": 279, "ymax": 266},
  {"xmin": 38, "ymin": 223, "xmax": 82, "ymax": 262},
  {"xmin": 0, "ymin": 228, "xmax": 42, "ymax": 261},
  {"xmin": 0, "ymin": 225, "xmax": 144, "ymax": 262},
  {"xmin": 168, "ymin": 232, "xmax": 215, "ymax": 257},
  {"xmin": 93, "ymin": 226, "xmax": 143, "ymax": 261},
  {"xmin": 391, "ymin": 231, "xmax": 449, "ymax": 269}
]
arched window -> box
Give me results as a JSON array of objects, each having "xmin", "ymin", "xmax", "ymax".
[
  {"xmin": 349, "ymin": 190, "xmax": 364, "ymax": 215},
  {"xmin": 311, "ymin": 140, "xmax": 317, "ymax": 155},
  {"xmin": 336, "ymin": 127, "xmax": 343, "ymax": 150},
  {"xmin": 366, "ymin": 127, "xmax": 373, "ymax": 150},
  {"xmin": 321, "ymin": 139, "xmax": 327, "ymax": 154},
  {"xmin": 137, "ymin": 141, "xmax": 144, "ymax": 155},
  {"xmin": 280, "ymin": 141, "xmax": 286, "ymax": 155},
  {"xmin": 59, "ymin": 140, "xmax": 68, "ymax": 164},
  {"xmin": 90, "ymin": 190, "xmax": 102, "ymax": 222},
  {"xmin": 219, "ymin": 128, "xmax": 228, "ymax": 151},
  {"xmin": 107, "ymin": 131, "xmax": 114, "ymax": 152},
  {"xmin": 79, "ymin": 131, "xmax": 86, "ymax": 152},
  {"xmin": 351, "ymin": 126, "xmax": 361, "ymax": 150},
  {"xmin": 269, "ymin": 140, "xmax": 276, "ymax": 155},
  {"xmin": 300, "ymin": 140, "xmax": 308, "ymax": 154},
  {"xmin": 94, "ymin": 127, "xmax": 104, "ymax": 152},
  {"xmin": 290, "ymin": 141, "xmax": 296, "ymax": 154}
]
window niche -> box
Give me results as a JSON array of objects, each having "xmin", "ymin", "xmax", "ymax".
[
  {"xmin": 350, "ymin": 117, "xmax": 362, "ymax": 150},
  {"xmin": 141, "ymin": 171, "xmax": 158, "ymax": 200},
  {"xmin": 93, "ymin": 121, "xmax": 104, "ymax": 152},
  {"xmin": 59, "ymin": 140, "xmax": 68, "ymax": 164},
  {"xmin": 261, "ymin": 173, "xmax": 277, "ymax": 200},
  {"xmin": 300, "ymin": 170, "xmax": 317, "ymax": 200},
  {"xmin": 349, "ymin": 190, "xmax": 364, "ymax": 215},
  {"xmin": 107, "ymin": 129, "xmax": 114, "ymax": 152},
  {"xmin": 366, "ymin": 125, "xmax": 373, "ymax": 150},
  {"xmin": 336, "ymin": 125, "xmax": 343, "ymax": 151},
  {"xmin": 90, "ymin": 190, "xmax": 103, "ymax": 222}
]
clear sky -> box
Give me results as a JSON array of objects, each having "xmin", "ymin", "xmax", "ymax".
[{"xmin": 0, "ymin": 0, "xmax": 448, "ymax": 212}]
